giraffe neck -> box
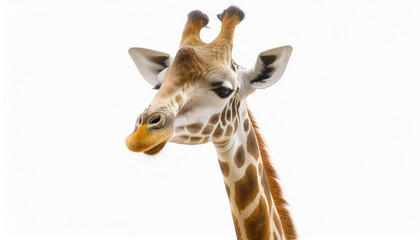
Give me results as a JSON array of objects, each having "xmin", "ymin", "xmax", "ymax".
[{"xmin": 213, "ymin": 106, "xmax": 286, "ymax": 240}]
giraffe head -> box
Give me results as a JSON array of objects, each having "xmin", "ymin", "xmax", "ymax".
[{"xmin": 126, "ymin": 6, "xmax": 292, "ymax": 155}]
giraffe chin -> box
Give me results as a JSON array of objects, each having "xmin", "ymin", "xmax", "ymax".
[{"xmin": 143, "ymin": 141, "xmax": 167, "ymax": 155}]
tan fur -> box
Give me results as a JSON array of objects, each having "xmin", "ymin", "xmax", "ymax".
[
  {"xmin": 180, "ymin": 10, "xmax": 208, "ymax": 47},
  {"xmin": 247, "ymin": 108, "xmax": 297, "ymax": 240},
  {"xmin": 213, "ymin": 15, "xmax": 240, "ymax": 48}
]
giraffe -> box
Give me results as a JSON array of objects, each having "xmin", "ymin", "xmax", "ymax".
[{"xmin": 125, "ymin": 6, "xmax": 296, "ymax": 240}]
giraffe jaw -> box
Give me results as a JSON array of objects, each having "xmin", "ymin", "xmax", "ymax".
[
  {"xmin": 125, "ymin": 124, "xmax": 172, "ymax": 155},
  {"xmin": 143, "ymin": 141, "xmax": 168, "ymax": 155}
]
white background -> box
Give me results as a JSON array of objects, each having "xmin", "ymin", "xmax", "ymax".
[{"xmin": 1, "ymin": 0, "xmax": 420, "ymax": 239}]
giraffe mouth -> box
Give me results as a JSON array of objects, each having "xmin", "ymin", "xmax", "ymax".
[
  {"xmin": 143, "ymin": 141, "xmax": 167, "ymax": 155},
  {"xmin": 125, "ymin": 124, "xmax": 173, "ymax": 155}
]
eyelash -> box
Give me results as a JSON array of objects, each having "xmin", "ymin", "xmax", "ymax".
[{"xmin": 213, "ymin": 86, "xmax": 233, "ymax": 98}]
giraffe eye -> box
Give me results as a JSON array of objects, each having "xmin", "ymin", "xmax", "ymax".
[{"xmin": 213, "ymin": 86, "xmax": 233, "ymax": 98}]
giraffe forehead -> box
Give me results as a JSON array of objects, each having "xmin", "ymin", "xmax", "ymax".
[{"xmin": 170, "ymin": 45, "xmax": 233, "ymax": 78}]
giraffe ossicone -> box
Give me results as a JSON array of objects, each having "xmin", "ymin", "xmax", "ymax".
[{"xmin": 125, "ymin": 6, "xmax": 296, "ymax": 240}]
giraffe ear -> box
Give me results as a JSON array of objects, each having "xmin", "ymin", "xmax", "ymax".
[
  {"xmin": 247, "ymin": 46, "xmax": 292, "ymax": 89},
  {"xmin": 128, "ymin": 47, "xmax": 173, "ymax": 89}
]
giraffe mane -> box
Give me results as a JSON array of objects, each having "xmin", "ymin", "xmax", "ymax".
[{"xmin": 247, "ymin": 108, "xmax": 298, "ymax": 240}]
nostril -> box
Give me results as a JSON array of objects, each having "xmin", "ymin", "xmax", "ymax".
[
  {"xmin": 147, "ymin": 113, "xmax": 165, "ymax": 130},
  {"xmin": 138, "ymin": 116, "xmax": 143, "ymax": 125},
  {"xmin": 149, "ymin": 115, "xmax": 161, "ymax": 125}
]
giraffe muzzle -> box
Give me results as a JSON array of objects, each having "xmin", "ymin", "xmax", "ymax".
[{"xmin": 125, "ymin": 112, "xmax": 174, "ymax": 155}]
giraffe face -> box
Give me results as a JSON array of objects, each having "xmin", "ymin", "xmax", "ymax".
[
  {"xmin": 125, "ymin": 8, "xmax": 292, "ymax": 155},
  {"xmin": 126, "ymin": 46, "xmax": 243, "ymax": 154}
]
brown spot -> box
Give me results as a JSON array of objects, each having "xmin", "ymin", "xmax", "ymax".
[
  {"xmin": 202, "ymin": 136, "xmax": 210, "ymax": 143},
  {"xmin": 209, "ymin": 113, "xmax": 219, "ymax": 125},
  {"xmin": 230, "ymin": 97, "xmax": 236, "ymax": 107},
  {"xmin": 232, "ymin": 213, "xmax": 241, "ymax": 239},
  {"xmin": 273, "ymin": 211, "xmax": 282, "ymax": 236},
  {"xmin": 190, "ymin": 136, "xmax": 202, "ymax": 142},
  {"xmin": 274, "ymin": 233, "xmax": 278, "ymax": 240},
  {"xmin": 234, "ymin": 145, "xmax": 245, "ymax": 168},
  {"xmin": 225, "ymin": 125, "xmax": 233, "ymax": 136},
  {"xmin": 213, "ymin": 123, "xmax": 224, "ymax": 139},
  {"xmin": 247, "ymin": 129, "xmax": 260, "ymax": 160},
  {"xmin": 226, "ymin": 109, "xmax": 231, "ymax": 121},
  {"xmin": 175, "ymin": 94, "xmax": 183, "ymax": 104},
  {"xmin": 220, "ymin": 106, "xmax": 227, "ymax": 126},
  {"xmin": 218, "ymin": 159, "xmax": 229, "ymax": 177},
  {"xmin": 244, "ymin": 196, "xmax": 271, "ymax": 240},
  {"xmin": 225, "ymin": 183, "xmax": 231, "ymax": 198},
  {"xmin": 176, "ymin": 126, "xmax": 185, "ymax": 132},
  {"xmin": 201, "ymin": 124, "xmax": 214, "ymax": 135},
  {"xmin": 232, "ymin": 105, "xmax": 237, "ymax": 119},
  {"xmin": 234, "ymin": 118, "xmax": 239, "ymax": 132},
  {"xmin": 229, "ymin": 97, "xmax": 234, "ymax": 105},
  {"xmin": 178, "ymin": 135, "xmax": 189, "ymax": 141},
  {"xmin": 258, "ymin": 162, "xmax": 263, "ymax": 176},
  {"xmin": 262, "ymin": 170, "xmax": 272, "ymax": 210},
  {"xmin": 186, "ymin": 123, "xmax": 203, "ymax": 133},
  {"xmin": 236, "ymin": 99, "xmax": 240, "ymax": 112},
  {"xmin": 230, "ymin": 62, "xmax": 236, "ymax": 71},
  {"xmin": 235, "ymin": 164, "xmax": 259, "ymax": 210},
  {"xmin": 244, "ymin": 119, "xmax": 250, "ymax": 132}
]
